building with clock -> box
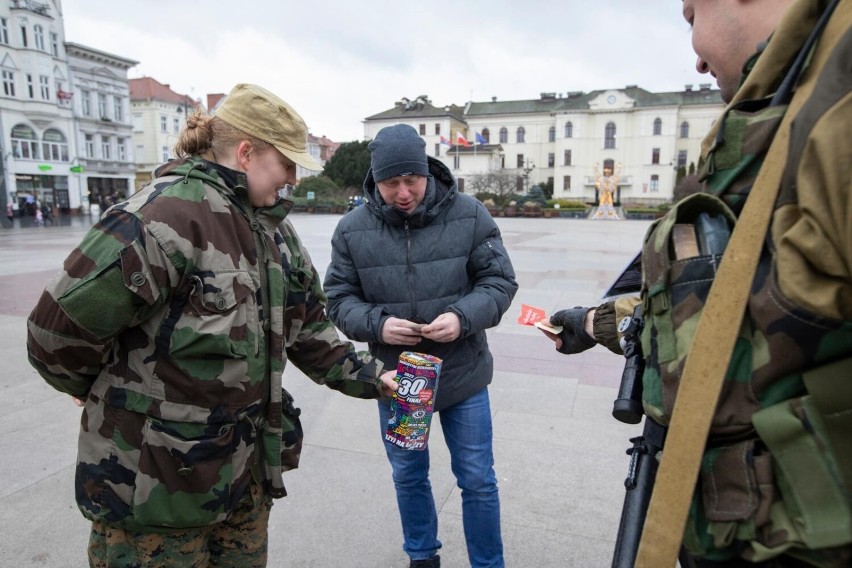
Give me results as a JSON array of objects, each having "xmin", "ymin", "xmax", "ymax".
[{"xmin": 364, "ymin": 85, "xmax": 724, "ymax": 205}]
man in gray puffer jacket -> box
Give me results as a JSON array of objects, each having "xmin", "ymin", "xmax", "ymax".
[{"xmin": 324, "ymin": 124, "xmax": 517, "ymax": 568}]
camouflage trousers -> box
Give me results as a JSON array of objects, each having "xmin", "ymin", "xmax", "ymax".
[{"xmin": 88, "ymin": 483, "xmax": 272, "ymax": 567}]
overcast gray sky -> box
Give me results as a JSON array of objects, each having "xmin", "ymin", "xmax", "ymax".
[{"xmin": 63, "ymin": 0, "xmax": 707, "ymax": 142}]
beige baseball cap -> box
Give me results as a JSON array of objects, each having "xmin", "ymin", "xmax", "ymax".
[{"xmin": 215, "ymin": 83, "xmax": 322, "ymax": 171}]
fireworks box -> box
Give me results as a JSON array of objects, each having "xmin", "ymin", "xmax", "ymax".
[{"xmin": 384, "ymin": 352, "xmax": 443, "ymax": 451}]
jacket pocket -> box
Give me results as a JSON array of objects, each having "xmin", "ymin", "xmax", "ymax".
[
  {"xmin": 684, "ymin": 439, "xmax": 776, "ymax": 556},
  {"xmin": 120, "ymin": 239, "xmax": 162, "ymax": 307},
  {"xmin": 169, "ymin": 269, "xmax": 258, "ymax": 360},
  {"xmin": 131, "ymin": 417, "xmax": 252, "ymax": 528},
  {"xmin": 639, "ymin": 193, "xmax": 738, "ymax": 427},
  {"xmin": 753, "ymin": 394, "xmax": 852, "ymax": 550}
]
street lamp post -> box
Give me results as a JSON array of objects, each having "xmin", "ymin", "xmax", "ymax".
[{"xmin": 0, "ymin": 150, "xmax": 8, "ymax": 228}]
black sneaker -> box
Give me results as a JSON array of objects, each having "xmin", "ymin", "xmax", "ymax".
[{"xmin": 409, "ymin": 555, "xmax": 440, "ymax": 568}]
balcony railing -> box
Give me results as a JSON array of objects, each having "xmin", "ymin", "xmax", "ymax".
[{"xmin": 10, "ymin": 0, "xmax": 51, "ymax": 16}]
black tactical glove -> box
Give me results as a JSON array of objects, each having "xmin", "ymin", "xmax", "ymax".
[{"xmin": 549, "ymin": 307, "xmax": 596, "ymax": 354}]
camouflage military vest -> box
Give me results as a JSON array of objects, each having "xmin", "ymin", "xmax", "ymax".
[{"xmin": 638, "ymin": 94, "xmax": 852, "ymax": 564}]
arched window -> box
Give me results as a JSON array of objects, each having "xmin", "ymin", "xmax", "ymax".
[
  {"xmin": 564, "ymin": 121, "xmax": 573, "ymax": 138},
  {"xmin": 653, "ymin": 117, "xmax": 662, "ymax": 136},
  {"xmin": 516, "ymin": 126, "xmax": 525, "ymax": 143},
  {"xmin": 604, "ymin": 122, "xmax": 616, "ymax": 149},
  {"xmin": 42, "ymin": 128, "xmax": 69, "ymax": 161},
  {"xmin": 548, "ymin": 126, "xmax": 556, "ymax": 142},
  {"xmin": 481, "ymin": 128, "xmax": 490, "ymax": 143},
  {"xmin": 11, "ymin": 123, "xmax": 38, "ymax": 159},
  {"xmin": 680, "ymin": 121, "xmax": 690, "ymax": 138},
  {"xmin": 499, "ymin": 127, "xmax": 508, "ymax": 143}
]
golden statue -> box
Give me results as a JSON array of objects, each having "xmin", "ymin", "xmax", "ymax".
[{"xmin": 593, "ymin": 163, "xmax": 620, "ymax": 219}]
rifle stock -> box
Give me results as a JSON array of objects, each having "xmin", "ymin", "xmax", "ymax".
[{"xmin": 612, "ymin": 417, "xmax": 666, "ymax": 567}]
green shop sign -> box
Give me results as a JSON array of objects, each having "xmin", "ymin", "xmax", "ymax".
[
  {"xmin": 70, "ymin": 165, "xmax": 84, "ymax": 173},
  {"xmin": 38, "ymin": 164, "xmax": 52, "ymax": 171}
]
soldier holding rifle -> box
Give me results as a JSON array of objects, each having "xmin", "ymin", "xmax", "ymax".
[{"xmin": 542, "ymin": 1, "xmax": 852, "ymax": 566}]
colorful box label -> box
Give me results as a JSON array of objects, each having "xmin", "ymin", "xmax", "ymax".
[{"xmin": 384, "ymin": 352, "xmax": 443, "ymax": 451}]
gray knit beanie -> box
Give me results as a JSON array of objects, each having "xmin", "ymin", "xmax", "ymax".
[{"xmin": 368, "ymin": 124, "xmax": 429, "ymax": 183}]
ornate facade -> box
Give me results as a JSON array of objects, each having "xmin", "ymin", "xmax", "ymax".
[{"xmin": 365, "ymin": 86, "xmax": 724, "ymax": 204}]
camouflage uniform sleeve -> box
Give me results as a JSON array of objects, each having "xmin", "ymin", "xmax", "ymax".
[
  {"xmin": 591, "ymin": 296, "xmax": 641, "ymax": 355},
  {"xmin": 284, "ymin": 229, "xmax": 385, "ymax": 399},
  {"xmin": 26, "ymin": 212, "xmax": 169, "ymax": 397}
]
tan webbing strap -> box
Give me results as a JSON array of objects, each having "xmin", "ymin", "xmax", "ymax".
[{"xmin": 633, "ymin": 32, "xmax": 830, "ymax": 568}]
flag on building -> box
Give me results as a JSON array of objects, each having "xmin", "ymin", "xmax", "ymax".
[
  {"xmin": 475, "ymin": 132, "xmax": 487, "ymax": 145},
  {"xmin": 439, "ymin": 136, "xmax": 452, "ymax": 146},
  {"xmin": 456, "ymin": 132, "xmax": 471, "ymax": 147}
]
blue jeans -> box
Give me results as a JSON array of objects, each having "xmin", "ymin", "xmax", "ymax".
[{"xmin": 378, "ymin": 387, "xmax": 504, "ymax": 567}]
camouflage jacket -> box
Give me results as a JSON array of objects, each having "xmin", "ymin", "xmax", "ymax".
[
  {"xmin": 27, "ymin": 157, "xmax": 383, "ymax": 531},
  {"xmin": 622, "ymin": 1, "xmax": 852, "ymax": 564}
]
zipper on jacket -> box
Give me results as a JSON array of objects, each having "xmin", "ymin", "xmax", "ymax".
[
  {"xmin": 244, "ymin": 206, "xmax": 269, "ymax": 358},
  {"xmin": 404, "ymin": 220, "xmax": 417, "ymax": 318},
  {"xmin": 244, "ymin": 205, "xmax": 271, "ymax": 374},
  {"xmin": 235, "ymin": 187, "xmax": 272, "ymax": 405},
  {"xmin": 239, "ymin": 192, "xmax": 272, "ymax": 475}
]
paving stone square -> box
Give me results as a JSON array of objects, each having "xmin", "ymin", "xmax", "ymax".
[{"xmin": 0, "ymin": 214, "xmax": 653, "ymax": 567}]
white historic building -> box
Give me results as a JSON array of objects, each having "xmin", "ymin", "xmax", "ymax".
[
  {"xmin": 0, "ymin": 1, "xmax": 723, "ymax": 221},
  {"xmin": 364, "ymin": 86, "xmax": 724, "ymax": 204},
  {"xmin": 0, "ymin": 0, "xmax": 76, "ymax": 218},
  {"xmin": 66, "ymin": 42, "xmax": 137, "ymax": 211},
  {"xmin": 0, "ymin": 0, "xmax": 139, "ymax": 219},
  {"xmin": 129, "ymin": 77, "xmax": 201, "ymax": 191}
]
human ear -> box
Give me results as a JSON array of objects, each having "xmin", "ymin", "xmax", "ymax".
[{"xmin": 235, "ymin": 140, "xmax": 254, "ymax": 170}]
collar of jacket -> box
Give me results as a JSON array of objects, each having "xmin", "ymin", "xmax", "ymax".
[
  {"xmin": 700, "ymin": 0, "xmax": 827, "ymax": 157},
  {"xmin": 153, "ymin": 156, "xmax": 293, "ymax": 225},
  {"xmin": 363, "ymin": 156, "xmax": 457, "ymax": 228}
]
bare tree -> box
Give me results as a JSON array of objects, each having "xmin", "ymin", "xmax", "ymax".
[{"xmin": 467, "ymin": 171, "xmax": 519, "ymax": 205}]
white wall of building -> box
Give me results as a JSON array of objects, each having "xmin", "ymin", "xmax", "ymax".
[
  {"xmin": 0, "ymin": 0, "xmax": 77, "ymax": 217},
  {"xmin": 365, "ymin": 88, "xmax": 724, "ymax": 205},
  {"xmin": 67, "ymin": 42, "xmax": 137, "ymax": 212},
  {"xmin": 130, "ymin": 98, "xmax": 184, "ymax": 184}
]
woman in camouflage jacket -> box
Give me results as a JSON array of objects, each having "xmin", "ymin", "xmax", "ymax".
[{"xmin": 27, "ymin": 83, "xmax": 393, "ymax": 567}]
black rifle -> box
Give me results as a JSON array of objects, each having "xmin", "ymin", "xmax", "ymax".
[{"xmin": 610, "ymin": 305, "xmax": 694, "ymax": 568}]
